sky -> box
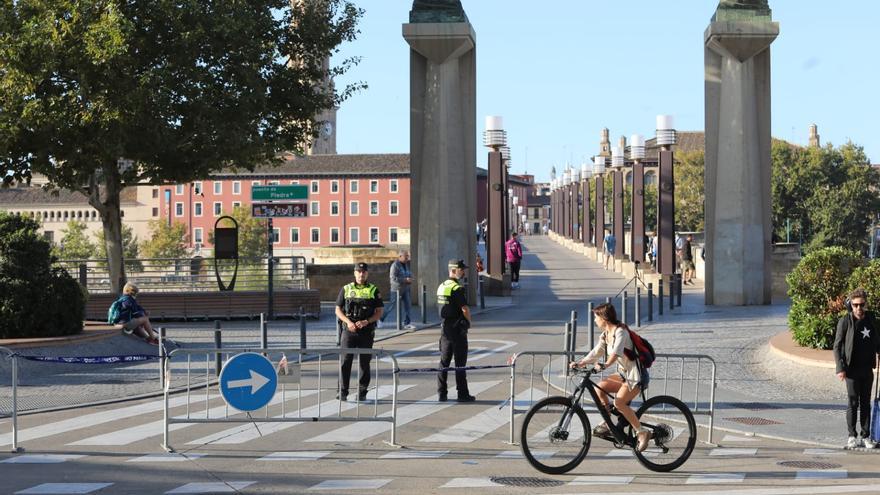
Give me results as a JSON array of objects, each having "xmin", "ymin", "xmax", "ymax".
[{"xmin": 331, "ymin": 1, "xmax": 879, "ymax": 182}]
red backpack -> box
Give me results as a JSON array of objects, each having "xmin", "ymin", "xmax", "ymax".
[{"xmin": 622, "ymin": 327, "xmax": 656, "ymax": 369}]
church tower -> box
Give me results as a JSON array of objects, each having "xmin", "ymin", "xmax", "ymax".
[
  {"xmin": 808, "ymin": 123, "xmax": 820, "ymax": 148},
  {"xmin": 293, "ymin": 0, "xmax": 337, "ymax": 155},
  {"xmin": 599, "ymin": 128, "xmax": 611, "ymax": 157}
]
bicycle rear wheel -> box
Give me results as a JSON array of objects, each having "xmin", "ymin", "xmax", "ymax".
[
  {"xmin": 632, "ymin": 395, "xmax": 696, "ymax": 472},
  {"xmin": 520, "ymin": 396, "xmax": 591, "ymax": 474}
]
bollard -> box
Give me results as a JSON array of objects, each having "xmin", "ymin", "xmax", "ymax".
[
  {"xmin": 214, "ymin": 324, "xmax": 222, "ymax": 376},
  {"xmin": 11, "ymin": 353, "xmax": 21, "ymax": 452},
  {"xmin": 299, "ymin": 306, "xmax": 307, "ymax": 350},
  {"xmin": 621, "ymin": 291, "xmax": 628, "ymax": 326},
  {"xmin": 78, "ymin": 263, "xmax": 87, "ymax": 288},
  {"xmin": 606, "ymin": 296, "xmax": 611, "ymax": 307},
  {"xmin": 677, "ymin": 274, "xmax": 683, "ymax": 307},
  {"xmin": 261, "ymin": 318, "xmax": 268, "ymax": 351},
  {"xmin": 635, "ymin": 287, "xmax": 641, "ymax": 328},
  {"xmin": 158, "ymin": 327, "xmax": 167, "ymax": 388},
  {"xmin": 659, "ymin": 282, "xmax": 664, "ymax": 316},
  {"xmin": 587, "ymin": 302, "xmax": 595, "ymax": 349},
  {"xmin": 570, "ymin": 310, "xmax": 578, "ymax": 355},
  {"xmin": 563, "ymin": 322, "xmax": 572, "ymax": 373},
  {"xmin": 479, "ymin": 276, "xmax": 486, "ymax": 310},
  {"xmin": 669, "ymin": 277, "xmax": 674, "ymax": 311},
  {"xmin": 647, "ymin": 283, "xmax": 654, "ymax": 322},
  {"xmin": 421, "ymin": 285, "xmax": 427, "ymax": 324},
  {"xmin": 395, "ymin": 290, "xmax": 402, "ymax": 331}
]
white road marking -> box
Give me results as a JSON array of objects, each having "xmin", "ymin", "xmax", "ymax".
[
  {"xmin": 710, "ymin": 448, "xmax": 758, "ymax": 456},
  {"xmin": 1, "ymin": 454, "xmax": 85, "ymax": 464},
  {"xmin": 187, "ymin": 385, "xmax": 409, "ymax": 445},
  {"xmin": 686, "ymin": 473, "xmax": 746, "ymax": 484},
  {"xmin": 384, "ymin": 340, "xmax": 516, "ymax": 365},
  {"xmin": 795, "ymin": 470, "xmax": 847, "ymax": 480},
  {"xmin": 496, "ymin": 449, "xmax": 554, "ymax": 459},
  {"xmin": 166, "ymin": 481, "xmax": 255, "ymax": 493},
  {"xmin": 15, "ymin": 483, "xmax": 112, "ymax": 494},
  {"xmin": 420, "ymin": 388, "xmax": 543, "ymax": 443},
  {"xmin": 257, "ymin": 451, "xmax": 330, "ymax": 461},
  {"xmin": 569, "ymin": 476, "xmax": 634, "ymax": 485},
  {"xmin": 440, "ymin": 478, "xmax": 501, "ymax": 488},
  {"xmin": 126, "ymin": 453, "xmax": 205, "ymax": 463},
  {"xmin": 305, "ymin": 381, "xmax": 500, "ymax": 443},
  {"xmin": 308, "ymin": 479, "xmax": 391, "ymax": 490},
  {"xmin": 803, "ymin": 448, "xmax": 844, "ymax": 456},
  {"xmin": 542, "ymin": 483, "xmax": 880, "ymax": 495},
  {"xmin": 380, "ymin": 450, "xmax": 449, "ymax": 459},
  {"xmin": 722, "ymin": 434, "xmax": 760, "ymax": 443}
]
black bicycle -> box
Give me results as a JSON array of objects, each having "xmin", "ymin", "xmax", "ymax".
[{"xmin": 520, "ymin": 367, "xmax": 696, "ymax": 474}]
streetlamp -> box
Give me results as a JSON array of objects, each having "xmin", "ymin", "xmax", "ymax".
[
  {"xmin": 593, "ymin": 156, "xmax": 606, "ymax": 249},
  {"xmin": 656, "ymin": 115, "xmax": 677, "ymax": 277},
  {"xmin": 629, "ymin": 135, "xmax": 646, "ymax": 264},
  {"xmin": 581, "ymin": 161, "xmax": 592, "ymax": 246},
  {"xmin": 483, "ymin": 116, "xmax": 507, "ymax": 279},
  {"xmin": 610, "ymin": 145, "xmax": 624, "ymax": 260}
]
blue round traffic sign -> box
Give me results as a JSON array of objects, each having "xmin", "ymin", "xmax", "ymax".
[{"xmin": 219, "ymin": 352, "xmax": 278, "ymax": 412}]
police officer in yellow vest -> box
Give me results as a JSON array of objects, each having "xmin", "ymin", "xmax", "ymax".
[
  {"xmin": 334, "ymin": 262, "xmax": 384, "ymax": 401},
  {"xmin": 437, "ymin": 259, "xmax": 475, "ymax": 402}
]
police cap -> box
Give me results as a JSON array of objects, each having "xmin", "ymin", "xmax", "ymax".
[
  {"xmin": 354, "ymin": 262, "xmax": 369, "ymax": 272},
  {"xmin": 448, "ymin": 259, "xmax": 468, "ymax": 269}
]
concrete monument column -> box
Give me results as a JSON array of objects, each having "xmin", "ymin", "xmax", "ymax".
[
  {"xmin": 404, "ymin": 1, "xmax": 477, "ymax": 306},
  {"xmin": 704, "ymin": 0, "xmax": 778, "ymax": 305}
]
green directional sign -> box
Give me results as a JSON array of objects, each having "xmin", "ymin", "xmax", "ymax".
[{"xmin": 251, "ymin": 185, "xmax": 308, "ymax": 201}]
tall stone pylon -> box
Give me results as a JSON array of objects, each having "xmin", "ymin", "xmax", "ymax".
[
  {"xmin": 403, "ymin": 1, "xmax": 477, "ymax": 307},
  {"xmin": 704, "ymin": 1, "xmax": 779, "ymax": 305}
]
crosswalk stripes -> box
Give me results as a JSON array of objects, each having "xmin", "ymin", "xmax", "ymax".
[
  {"xmin": 257, "ymin": 452, "xmax": 330, "ymax": 461},
  {"xmin": 803, "ymin": 448, "xmax": 843, "ymax": 456},
  {"xmin": 308, "ymin": 479, "xmax": 392, "ymax": 490},
  {"xmin": 304, "ymin": 380, "xmax": 501, "ymax": 443},
  {"xmin": 569, "ymin": 475, "xmax": 634, "ymax": 485},
  {"xmin": 186, "ymin": 384, "xmax": 411, "ymax": 445},
  {"xmin": 686, "ymin": 473, "xmax": 746, "ymax": 484},
  {"xmin": 440, "ymin": 478, "xmax": 501, "ymax": 488},
  {"xmin": 165, "ymin": 481, "xmax": 256, "ymax": 494},
  {"xmin": 419, "ymin": 388, "xmax": 544, "ymax": 443},
  {"xmin": 795, "ymin": 470, "xmax": 848, "ymax": 480},
  {"xmin": 722, "ymin": 434, "xmax": 760, "ymax": 442},
  {"xmin": 69, "ymin": 389, "xmax": 319, "ymax": 446},
  {"xmin": 379, "ymin": 450, "xmax": 448, "ymax": 459},
  {"xmin": 709, "ymin": 448, "xmax": 758, "ymax": 456},
  {"xmin": 1, "ymin": 454, "xmax": 85, "ymax": 464},
  {"xmin": 126, "ymin": 453, "xmax": 206, "ymax": 463},
  {"xmin": 15, "ymin": 483, "xmax": 113, "ymax": 494}
]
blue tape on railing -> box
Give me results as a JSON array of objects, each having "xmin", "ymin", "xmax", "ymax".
[
  {"xmin": 396, "ymin": 364, "xmax": 510, "ymax": 374},
  {"xmin": 18, "ymin": 354, "xmax": 159, "ymax": 364}
]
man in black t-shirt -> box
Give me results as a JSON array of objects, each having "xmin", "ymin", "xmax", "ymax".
[
  {"xmin": 436, "ymin": 259, "xmax": 474, "ymax": 402},
  {"xmin": 681, "ymin": 235, "xmax": 695, "ymax": 285},
  {"xmin": 334, "ymin": 262, "xmax": 384, "ymax": 401}
]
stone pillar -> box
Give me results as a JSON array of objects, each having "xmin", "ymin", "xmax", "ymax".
[
  {"xmin": 704, "ymin": 1, "xmax": 778, "ymax": 305},
  {"xmin": 582, "ymin": 178, "xmax": 591, "ymax": 246},
  {"xmin": 404, "ymin": 18, "xmax": 477, "ymax": 307},
  {"xmin": 595, "ymin": 176, "xmax": 605, "ymax": 247},
  {"xmin": 631, "ymin": 161, "xmax": 645, "ymax": 263},
  {"xmin": 612, "ymin": 170, "xmax": 624, "ymax": 260}
]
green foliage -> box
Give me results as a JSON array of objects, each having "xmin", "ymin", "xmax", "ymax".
[
  {"xmin": 785, "ymin": 246, "xmax": 865, "ymax": 349},
  {"xmin": 674, "ymin": 150, "xmax": 705, "ymax": 232},
  {"xmin": 0, "ymin": 212, "xmax": 85, "ymax": 339},
  {"xmin": 53, "ymin": 221, "xmax": 96, "ymax": 260},
  {"xmin": 95, "ymin": 224, "xmax": 142, "ymax": 272},
  {"xmin": 846, "ymin": 259, "xmax": 880, "ymax": 308},
  {"xmin": 140, "ymin": 220, "xmax": 188, "ymax": 265}
]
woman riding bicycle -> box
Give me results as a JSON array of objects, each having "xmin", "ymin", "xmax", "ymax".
[{"xmin": 569, "ymin": 303, "xmax": 652, "ymax": 452}]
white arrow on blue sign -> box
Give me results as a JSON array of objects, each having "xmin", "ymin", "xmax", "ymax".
[{"xmin": 219, "ymin": 352, "xmax": 278, "ymax": 412}]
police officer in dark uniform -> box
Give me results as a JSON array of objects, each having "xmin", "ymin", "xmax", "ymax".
[
  {"xmin": 334, "ymin": 262, "xmax": 384, "ymax": 401},
  {"xmin": 437, "ymin": 259, "xmax": 475, "ymax": 402}
]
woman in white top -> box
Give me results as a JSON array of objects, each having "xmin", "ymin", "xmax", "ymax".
[{"xmin": 570, "ymin": 303, "xmax": 652, "ymax": 452}]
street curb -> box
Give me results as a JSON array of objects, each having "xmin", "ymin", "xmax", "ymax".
[{"xmin": 767, "ymin": 331, "xmax": 835, "ymax": 369}]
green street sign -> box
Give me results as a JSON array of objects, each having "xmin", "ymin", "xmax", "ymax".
[{"xmin": 251, "ymin": 185, "xmax": 308, "ymax": 201}]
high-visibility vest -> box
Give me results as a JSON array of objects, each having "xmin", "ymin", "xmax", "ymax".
[
  {"xmin": 343, "ymin": 283, "xmax": 379, "ymax": 321},
  {"xmin": 437, "ymin": 279, "xmax": 461, "ymax": 305}
]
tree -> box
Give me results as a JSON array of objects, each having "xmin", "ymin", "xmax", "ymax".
[
  {"xmin": 95, "ymin": 223, "xmax": 142, "ymax": 272},
  {"xmin": 0, "ymin": 1, "xmax": 364, "ymax": 293},
  {"xmin": 140, "ymin": 220, "xmax": 188, "ymax": 264},
  {"xmin": 209, "ymin": 206, "xmax": 269, "ymax": 261},
  {"xmin": 53, "ymin": 221, "xmax": 96, "ymax": 260},
  {"xmin": 674, "ymin": 150, "xmax": 705, "ymax": 232}
]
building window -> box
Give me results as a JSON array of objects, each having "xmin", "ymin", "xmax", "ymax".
[
  {"xmin": 268, "ymin": 180, "xmax": 280, "ymax": 186},
  {"xmin": 390, "ymin": 179, "xmax": 399, "ymax": 193},
  {"xmin": 350, "ymin": 201, "xmax": 359, "ymax": 216},
  {"xmin": 232, "ymin": 201, "xmax": 241, "ymax": 209},
  {"xmin": 310, "ymin": 228, "xmax": 320, "ymax": 244},
  {"xmin": 349, "ymin": 228, "xmax": 359, "ymax": 244},
  {"xmin": 330, "ymin": 201, "xmax": 339, "ymax": 216},
  {"xmin": 291, "ymin": 180, "xmax": 299, "ymax": 184},
  {"xmin": 389, "ymin": 200, "xmax": 399, "ymax": 216},
  {"xmin": 44, "ymin": 231, "xmax": 54, "ymax": 243},
  {"xmin": 251, "ymin": 180, "xmax": 261, "ymax": 186},
  {"xmin": 331, "ymin": 180, "xmax": 339, "ymax": 193},
  {"xmin": 152, "ymin": 207, "xmax": 159, "ymax": 217},
  {"xmin": 330, "ymin": 228, "xmax": 340, "ymax": 244},
  {"xmin": 175, "ymin": 203, "xmax": 184, "ymax": 217},
  {"xmin": 350, "ymin": 180, "xmax": 359, "ymax": 193},
  {"xmin": 290, "ymin": 228, "xmax": 300, "ymax": 244},
  {"xmin": 213, "ymin": 181, "xmax": 222, "ymax": 194},
  {"xmin": 389, "ymin": 228, "xmax": 398, "ymax": 243},
  {"xmin": 194, "ymin": 228, "xmax": 204, "ymax": 244},
  {"xmin": 175, "ymin": 184, "xmax": 184, "ymax": 195},
  {"xmin": 369, "ymin": 227, "xmax": 379, "ymax": 244},
  {"xmin": 311, "ymin": 180, "xmax": 319, "ymax": 193},
  {"xmin": 152, "ymin": 189, "xmax": 159, "ymax": 198},
  {"xmin": 194, "ymin": 202, "xmax": 203, "ymax": 217},
  {"xmin": 369, "ymin": 200, "xmax": 379, "ymax": 216},
  {"xmin": 194, "ymin": 182, "xmax": 202, "ymax": 194},
  {"xmin": 232, "ymin": 181, "xmax": 241, "ymax": 195},
  {"xmin": 213, "ymin": 202, "xmax": 222, "ymax": 216},
  {"xmin": 272, "ymin": 228, "xmax": 280, "ymax": 244},
  {"xmin": 310, "ymin": 201, "xmax": 319, "ymax": 216},
  {"xmin": 370, "ymin": 180, "xmax": 378, "ymax": 193}
]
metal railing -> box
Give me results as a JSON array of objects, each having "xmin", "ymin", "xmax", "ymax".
[
  {"xmin": 56, "ymin": 256, "xmax": 307, "ymax": 293},
  {"xmin": 1, "ymin": 346, "xmax": 21, "ymax": 453},
  {"xmin": 508, "ymin": 351, "xmax": 717, "ymax": 445},
  {"xmin": 162, "ymin": 347, "xmax": 399, "ymax": 452}
]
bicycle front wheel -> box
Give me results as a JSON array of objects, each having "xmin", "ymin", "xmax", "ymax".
[
  {"xmin": 632, "ymin": 395, "xmax": 697, "ymax": 472},
  {"xmin": 520, "ymin": 396, "xmax": 591, "ymax": 474}
]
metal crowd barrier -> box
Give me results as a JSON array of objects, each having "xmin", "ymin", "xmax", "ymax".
[
  {"xmin": 508, "ymin": 351, "xmax": 717, "ymax": 445},
  {"xmin": 162, "ymin": 347, "xmax": 400, "ymax": 452},
  {"xmin": 1, "ymin": 346, "xmax": 21, "ymax": 453}
]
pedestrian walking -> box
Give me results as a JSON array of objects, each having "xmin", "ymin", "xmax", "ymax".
[
  {"xmin": 505, "ymin": 231, "xmax": 523, "ymax": 289},
  {"xmin": 833, "ymin": 288, "xmax": 880, "ymax": 449},
  {"xmin": 334, "ymin": 262, "xmax": 384, "ymax": 402},
  {"xmin": 379, "ymin": 250, "xmax": 415, "ymax": 330},
  {"xmin": 681, "ymin": 235, "xmax": 695, "ymax": 284},
  {"xmin": 437, "ymin": 259, "xmax": 475, "ymax": 403},
  {"xmin": 603, "ymin": 230, "xmax": 616, "ymax": 270}
]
